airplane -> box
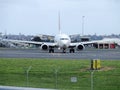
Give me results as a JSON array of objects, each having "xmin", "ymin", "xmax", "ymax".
[
  {"xmin": 2, "ymin": 34, "xmax": 120, "ymax": 53},
  {"xmin": 1, "ymin": 31, "xmax": 90, "ymax": 53}
]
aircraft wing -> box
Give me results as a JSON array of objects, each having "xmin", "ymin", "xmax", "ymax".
[
  {"xmin": 69, "ymin": 40, "xmax": 104, "ymax": 51},
  {"xmin": 69, "ymin": 38, "xmax": 120, "ymax": 50},
  {"xmin": 1, "ymin": 39, "xmax": 57, "ymax": 48},
  {"xmin": 70, "ymin": 40, "xmax": 99, "ymax": 46},
  {"xmin": 2, "ymin": 39, "xmax": 43, "ymax": 45}
]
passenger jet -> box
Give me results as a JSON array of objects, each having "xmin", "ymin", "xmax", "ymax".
[{"xmin": 1, "ymin": 31, "xmax": 90, "ymax": 53}]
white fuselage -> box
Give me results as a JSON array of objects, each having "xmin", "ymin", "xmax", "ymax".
[{"xmin": 54, "ymin": 33, "xmax": 71, "ymax": 49}]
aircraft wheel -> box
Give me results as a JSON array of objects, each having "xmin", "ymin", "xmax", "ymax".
[
  {"xmin": 70, "ymin": 49, "xmax": 75, "ymax": 53},
  {"xmin": 49, "ymin": 49, "xmax": 54, "ymax": 53},
  {"xmin": 52, "ymin": 49, "xmax": 54, "ymax": 53},
  {"xmin": 63, "ymin": 49, "xmax": 66, "ymax": 53}
]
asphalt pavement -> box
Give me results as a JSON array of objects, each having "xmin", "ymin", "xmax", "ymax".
[{"xmin": 0, "ymin": 48, "xmax": 120, "ymax": 60}]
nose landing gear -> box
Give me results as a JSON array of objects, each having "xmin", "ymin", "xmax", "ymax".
[{"xmin": 63, "ymin": 48, "xmax": 66, "ymax": 53}]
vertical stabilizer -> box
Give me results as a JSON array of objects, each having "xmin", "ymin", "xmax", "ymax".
[{"xmin": 58, "ymin": 11, "xmax": 61, "ymax": 34}]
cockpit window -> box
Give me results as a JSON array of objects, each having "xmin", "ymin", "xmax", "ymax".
[{"xmin": 60, "ymin": 38, "xmax": 69, "ymax": 40}]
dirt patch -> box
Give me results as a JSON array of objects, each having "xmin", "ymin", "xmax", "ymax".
[
  {"xmin": 79, "ymin": 66, "xmax": 115, "ymax": 72},
  {"xmin": 99, "ymin": 66, "xmax": 115, "ymax": 71}
]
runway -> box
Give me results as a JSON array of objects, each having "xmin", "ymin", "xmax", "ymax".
[{"xmin": 0, "ymin": 48, "xmax": 120, "ymax": 60}]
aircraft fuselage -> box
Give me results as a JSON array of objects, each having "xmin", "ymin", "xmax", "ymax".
[{"xmin": 54, "ymin": 33, "xmax": 71, "ymax": 49}]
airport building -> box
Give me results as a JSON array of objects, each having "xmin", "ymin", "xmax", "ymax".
[
  {"xmin": 93, "ymin": 42, "xmax": 116, "ymax": 49},
  {"xmin": 70, "ymin": 34, "xmax": 90, "ymax": 42},
  {"xmin": 32, "ymin": 34, "xmax": 54, "ymax": 42}
]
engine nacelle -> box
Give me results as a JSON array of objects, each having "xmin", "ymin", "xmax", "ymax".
[
  {"xmin": 76, "ymin": 44, "xmax": 85, "ymax": 50},
  {"xmin": 40, "ymin": 44, "xmax": 49, "ymax": 50}
]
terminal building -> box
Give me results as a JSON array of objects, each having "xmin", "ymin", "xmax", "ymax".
[
  {"xmin": 93, "ymin": 38, "xmax": 119, "ymax": 49},
  {"xmin": 93, "ymin": 43, "xmax": 116, "ymax": 49}
]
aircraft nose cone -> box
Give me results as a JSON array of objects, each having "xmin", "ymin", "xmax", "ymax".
[{"xmin": 62, "ymin": 41, "xmax": 69, "ymax": 48}]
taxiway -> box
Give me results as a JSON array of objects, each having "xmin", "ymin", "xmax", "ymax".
[{"xmin": 0, "ymin": 48, "xmax": 120, "ymax": 60}]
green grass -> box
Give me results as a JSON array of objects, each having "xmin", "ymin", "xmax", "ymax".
[{"xmin": 0, "ymin": 58, "xmax": 120, "ymax": 90}]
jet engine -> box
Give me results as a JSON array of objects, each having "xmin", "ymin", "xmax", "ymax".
[
  {"xmin": 40, "ymin": 44, "xmax": 49, "ymax": 50},
  {"xmin": 76, "ymin": 44, "xmax": 85, "ymax": 50}
]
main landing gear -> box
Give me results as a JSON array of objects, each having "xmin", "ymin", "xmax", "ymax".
[
  {"xmin": 49, "ymin": 48, "xmax": 54, "ymax": 53},
  {"xmin": 62, "ymin": 48, "xmax": 75, "ymax": 53},
  {"xmin": 48, "ymin": 48, "xmax": 75, "ymax": 53},
  {"xmin": 69, "ymin": 48, "xmax": 75, "ymax": 53}
]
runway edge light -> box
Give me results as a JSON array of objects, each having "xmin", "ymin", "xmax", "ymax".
[{"xmin": 91, "ymin": 59, "xmax": 101, "ymax": 70}]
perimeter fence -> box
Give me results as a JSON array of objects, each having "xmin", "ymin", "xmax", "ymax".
[{"xmin": 0, "ymin": 66, "xmax": 120, "ymax": 90}]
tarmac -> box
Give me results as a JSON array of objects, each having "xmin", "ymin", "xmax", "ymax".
[{"xmin": 0, "ymin": 48, "xmax": 120, "ymax": 60}]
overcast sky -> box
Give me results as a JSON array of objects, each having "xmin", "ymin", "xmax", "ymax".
[{"xmin": 0, "ymin": 0, "xmax": 120, "ymax": 35}]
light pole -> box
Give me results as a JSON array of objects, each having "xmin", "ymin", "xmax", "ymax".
[{"xmin": 82, "ymin": 16, "xmax": 85, "ymax": 36}]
